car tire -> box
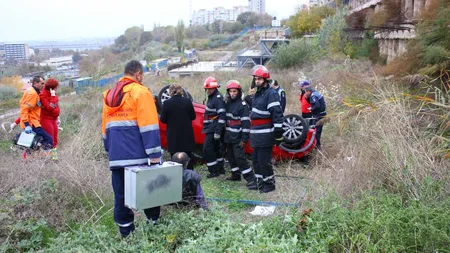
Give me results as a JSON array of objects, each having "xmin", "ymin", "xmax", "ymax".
[
  {"xmin": 158, "ymin": 84, "xmax": 193, "ymax": 108},
  {"xmin": 282, "ymin": 114, "xmax": 308, "ymax": 144}
]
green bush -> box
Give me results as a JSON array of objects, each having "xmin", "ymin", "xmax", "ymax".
[
  {"xmin": 318, "ymin": 8, "xmax": 350, "ymax": 54},
  {"xmin": 423, "ymin": 45, "xmax": 450, "ymax": 65},
  {"xmin": 0, "ymin": 86, "xmax": 19, "ymax": 101},
  {"xmin": 272, "ymin": 39, "xmax": 320, "ymax": 69}
]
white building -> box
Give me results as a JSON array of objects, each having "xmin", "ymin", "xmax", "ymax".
[
  {"xmin": 40, "ymin": 56, "xmax": 73, "ymax": 67},
  {"xmin": 248, "ymin": 0, "xmax": 266, "ymax": 14},
  {"xmin": 192, "ymin": 5, "xmax": 248, "ymax": 25}
]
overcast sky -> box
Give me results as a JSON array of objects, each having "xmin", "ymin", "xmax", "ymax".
[{"xmin": 0, "ymin": 0, "xmax": 307, "ymax": 42}]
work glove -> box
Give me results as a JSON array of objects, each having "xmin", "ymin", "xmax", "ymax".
[
  {"xmin": 50, "ymin": 88, "xmax": 56, "ymax": 96},
  {"xmin": 57, "ymin": 117, "xmax": 61, "ymax": 126},
  {"xmin": 274, "ymin": 129, "xmax": 284, "ymax": 146},
  {"xmin": 25, "ymin": 126, "xmax": 33, "ymax": 134},
  {"xmin": 9, "ymin": 122, "xmax": 17, "ymax": 133},
  {"xmin": 214, "ymin": 133, "xmax": 221, "ymax": 140}
]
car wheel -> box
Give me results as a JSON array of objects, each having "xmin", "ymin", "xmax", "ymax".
[
  {"xmin": 158, "ymin": 85, "xmax": 193, "ymax": 108},
  {"xmin": 282, "ymin": 114, "xmax": 308, "ymax": 144}
]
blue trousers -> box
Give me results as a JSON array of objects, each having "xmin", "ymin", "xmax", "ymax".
[
  {"xmin": 111, "ymin": 168, "xmax": 161, "ymax": 236},
  {"xmin": 33, "ymin": 126, "xmax": 53, "ymax": 149}
]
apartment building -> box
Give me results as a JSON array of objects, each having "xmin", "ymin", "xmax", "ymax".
[
  {"xmin": 4, "ymin": 43, "xmax": 29, "ymax": 60},
  {"xmin": 192, "ymin": 5, "xmax": 248, "ymax": 25},
  {"xmin": 248, "ymin": 0, "xmax": 266, "ymax": 14}
]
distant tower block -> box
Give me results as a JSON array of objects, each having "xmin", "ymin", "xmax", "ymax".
[
  {"xmin": 248, "ymin": 0, "xmax": 266, "ymax": 14},
  {"xmin": 140, "ymin": 24, "xmax": 144, "ymax": 30}
]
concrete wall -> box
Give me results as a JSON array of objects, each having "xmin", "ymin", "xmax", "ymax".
[{"xmin": 347, "ymin": 0, "xmax": 430, "ymax": 62}]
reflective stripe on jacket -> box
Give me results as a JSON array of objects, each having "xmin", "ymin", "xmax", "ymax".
[
  {"xmin": 250, "ymin": 85, "xmax": 284, "ymax": 147},
  {"xmin": 101, "ymin": 77, "xmax": 161, "ymax": 169},
  {"xmin": 224, "ymin": 98, "xmax": 250, "ymax": 143},
  {"xmin": 310, "ymin": 90, "xmax": 326, "ymax": 117},
  {"xmin": 202, "ymin": 89, "xmax": 225, "ymax": 134},
  {"xmin": 19, "ymin": 86, "xmax": 41, "ymax": 128},
  {"xmin": 274, "ymin": 87, "xmax": 286, "ymax": 113}
]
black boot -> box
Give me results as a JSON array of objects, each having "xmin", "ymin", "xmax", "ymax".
[
  {"xmin": 207, "ymin": 173, "xmax": 220, "ymax": 178},
  {"xmin": 244, "ymin": 174, "xmax": 256, "ymax": 187},
  {"xmin": 207, "ymin": 165, "xmax": 219, "ymax": 178},
  {"xmin": 248, "ymin": 178, "xmax": 262, "ymax": 191},
  {"xmin": 218, "ymin": 164, "xmax": 225, "ymax": 174},
  {"xmin": 260, "ymin": 180, "xmax": 276, "ymax": 193},
  {"xmin": 226, "ymin": 173, "xmax": 241, "ymax": 181}
]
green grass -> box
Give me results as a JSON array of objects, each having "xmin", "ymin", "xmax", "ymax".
[
  {"xmin": 0, "ymin": 140, "xmax": 12, "ymax": 152},
  {"xmin": 198, "ymin": 165, "xmax": 309, "ymax": 211},
  {"xmin": 2, "ymin": 185, "xmax": 448, "ymax": 252},
  {"xmin": 0, "ymin": 98, "xmax": 19, "ymax": 112}
]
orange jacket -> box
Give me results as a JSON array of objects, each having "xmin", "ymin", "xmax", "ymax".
[
  {"xmin": 19, "ymin": 86, "xmax": 41, "ymax": 129},
  {"xmin": 102, "ymin": 77, "xmax": 161, "ymax": 168}
]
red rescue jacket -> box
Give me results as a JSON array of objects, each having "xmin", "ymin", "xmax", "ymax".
[{"xmin": 39, "ymin": 89, "xmax": 60, "ymax": 120}]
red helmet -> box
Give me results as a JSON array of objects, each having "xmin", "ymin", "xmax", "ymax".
[
  {"xmin": 203, "ymin": 76, "xmax": 219, "ymax": 89},
  {"xmin": 226, "ymin": 80, "xmax": 242, "ymax": 90},
  {"xmin": 252, "ymin": 65, "xmax": 270, "ymax": 79}
]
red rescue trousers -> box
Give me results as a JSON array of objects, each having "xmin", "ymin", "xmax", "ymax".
[{"xmin": 40, "ymin": 118, "xmax": 58, "ymax": 147}]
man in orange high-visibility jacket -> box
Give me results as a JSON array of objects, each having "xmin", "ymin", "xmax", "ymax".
[
  {"xmin": 19, "ymin": 75, "xmax": 53, "ymax": 150},
  {"xmin": 102, "ymin": 60, "xmax": 162, "ymax": 238}
]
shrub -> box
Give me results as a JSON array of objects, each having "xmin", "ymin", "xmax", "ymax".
[
  {"xmin": 0, "ymin": 85, "xmax": 19, "ymax": 101},
  {"xmin": 318, "ymin": 8, "xmax": 350, "ymax": 54},
  {"xmin": 423, "ymin": 45, "xmax": 450, "ymax": 65},
  {"xmin": 302, "ymin": 190, "xmax": 450, "ymax": 252},
  {"xmin": 272, "ymin": 39, "xmax": 320, "ymax": 69}
]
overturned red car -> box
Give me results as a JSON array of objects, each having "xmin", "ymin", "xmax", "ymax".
[{"xmin": 155, "ymin": 85, "xmax": 316, "ymax": 161}]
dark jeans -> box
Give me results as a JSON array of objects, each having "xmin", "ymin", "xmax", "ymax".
[
  {"xmin": 311, "ymin": 116, "xmax": 324, "ymax": 149},
  {"xmin": 33, "ymin": 126, "xmax": 53, "ymax": 149},
  {"xmin": 111, "ymin": 168, "xmax": 161, "ymax": 236}
]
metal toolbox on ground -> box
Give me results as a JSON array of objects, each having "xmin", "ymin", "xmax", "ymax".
[{"xmin": 124, "ymin": 162, "xmax": 183, "ymax": 210}]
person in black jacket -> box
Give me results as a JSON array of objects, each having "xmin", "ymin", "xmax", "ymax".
[
  {"xmin": 223, "ymin": 80, "xmax": 257, "ymax": 190},
  {"xmin": 250, "ymin": 66, "xmax": 284, "ymax": 193},
  {"xmin": 172, "ymin": 152, "xmax": 208, "ymax": 210},
  {"xmin": 202, "ymin": 76, "xmax": 226, "ymax": 178},
  {"xmin": 160, "ymin": 84, "xmax": 196, "ymax": 169}
]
